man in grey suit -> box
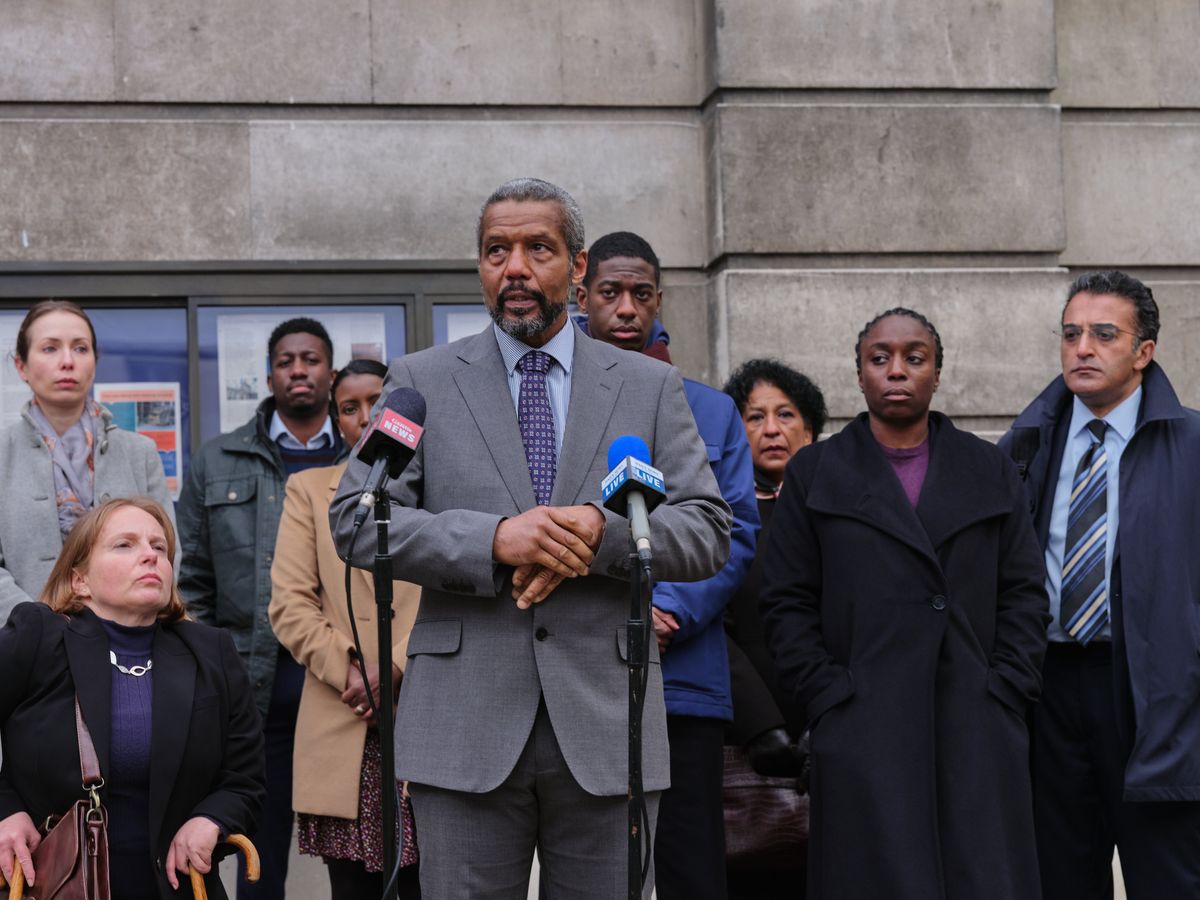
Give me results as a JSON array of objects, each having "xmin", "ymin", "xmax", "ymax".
[{"xmin": 331, "ymin": 178, "xmax": 731, "ymax": 899}]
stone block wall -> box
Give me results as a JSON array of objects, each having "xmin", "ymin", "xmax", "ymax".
[{"xmin": 1, "ymin": 0, "xmax": 1197, "ymax": 426}]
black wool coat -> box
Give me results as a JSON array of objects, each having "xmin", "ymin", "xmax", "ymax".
[
  {"xmin": 999, "ymin": 362, "xmax": 1200, "ymax": 802},
  {"xmin": 760, "ymin": 413, "xmax": 1050, "ymax": 900},
  {"xmin": 0, "ymin": 603, "xmax": 265, "ymax": 899}
]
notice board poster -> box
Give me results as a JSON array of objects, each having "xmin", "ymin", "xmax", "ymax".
[
  {"xmin": 0, "ymin": 316, "xmax": 26, "ymax": 430},
  {"xmin": 94, "ymin": 382, "xmax": 184, "ymax": 499}
]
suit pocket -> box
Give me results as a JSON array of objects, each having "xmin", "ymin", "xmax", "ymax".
[
  {"xmin": 407, "ymin": 619, "xmax": 462, "ymax": 657},
  {"xmin": 615, "ymin": 628, "xmax": 661, "ymax": 666}
]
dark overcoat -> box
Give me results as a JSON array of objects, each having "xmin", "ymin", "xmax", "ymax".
[
  {"xmin": 0, "ymin": 602, "xmax": 265, "ymax": 899},
  {"xmin": 760, "ymin": 413, "xmax": 1050, "ymax": 900},
  {"xmin": 999, "ymin": 361, "xmax": 1200, "ymax": 801}
]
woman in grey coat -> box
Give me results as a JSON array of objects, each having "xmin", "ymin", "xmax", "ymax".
[{"xmin": 0, "ymin": 300, "xmax": 174, "ymax": 624}]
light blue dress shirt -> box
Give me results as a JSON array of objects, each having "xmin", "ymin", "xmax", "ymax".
[
  {"xmin": 493, "ymin": 320, "xmax": 575, "ymax": 457},
  {"xmin": 1044, "ymin": 386, "xmax": 1141, "ymax": 642},
  {"xmin": 268, "ymin": 411, "xmax": 335, "ymax": 450}
]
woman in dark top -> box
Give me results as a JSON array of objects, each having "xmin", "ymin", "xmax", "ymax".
[
  {"xmin": 0, "ymin": 497, "xmax": 265, "ymax": 899},
  {"xmin": 758, "ymin": 309, "xmax": 1049, "ymax": 900},
  {"xmin": 721, "ymin": 359, "xmax": 827, "ymax": 899},
  {"xmin": 723, "ymin": 359, "xmax": 828, "ymax": 757}
]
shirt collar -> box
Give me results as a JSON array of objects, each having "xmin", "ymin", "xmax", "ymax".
[
  {"xmin": 493, "ymin": 318, "xmax": 576, "ymax": 376},
  {"xmin": 269, "ymin": 411, "xmax": 335, "ymax": 450},
  {"xmin": 1068, "ymin": 384, "xmax": 1142, "ymax": 443}
]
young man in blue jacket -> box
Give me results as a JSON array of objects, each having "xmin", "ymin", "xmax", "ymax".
[
  {"xmin": 999, "ymin": 270, "xmax": 1200, "ymax": 899},
  {"xmin": 577, "ymin": 231, "xmax": 759, "ymax": 900}
]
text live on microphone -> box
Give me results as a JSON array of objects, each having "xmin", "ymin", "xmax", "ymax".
[{"xmin": 602, "ymin": 435, "xmax": 667, "ymax": 570}]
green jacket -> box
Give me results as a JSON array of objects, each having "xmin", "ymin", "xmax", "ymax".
[{"xmin": 177, "ymin": 399, "xmax": 291, "ymax": 715}]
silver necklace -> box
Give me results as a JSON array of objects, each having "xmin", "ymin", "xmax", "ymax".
[{"xmin": 109, "ymin": 651, "xmax": 152, "ymax": 677}]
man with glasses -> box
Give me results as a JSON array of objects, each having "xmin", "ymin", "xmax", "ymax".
[{"xmin": 999, "ymin": 270, "xmax": 1200, "ymax": 899}]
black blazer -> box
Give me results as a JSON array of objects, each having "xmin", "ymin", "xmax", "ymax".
[{"xmin": 0, "ymin": 602, "xmax": 265, "ymax": 899}]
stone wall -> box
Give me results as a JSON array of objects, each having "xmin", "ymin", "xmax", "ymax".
[{"xmin": 2, "ymin": 0, "xmax": 1197, "ymax": 424}]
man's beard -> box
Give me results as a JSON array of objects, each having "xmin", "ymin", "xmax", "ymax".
[{"xmin": 489, "ymin": 283, "xmax": 566, "ymax": 341}]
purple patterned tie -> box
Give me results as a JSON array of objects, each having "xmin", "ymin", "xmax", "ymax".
[{"xmin": 517, "ymin": 350, "xmax": 556, "ymax": 505}]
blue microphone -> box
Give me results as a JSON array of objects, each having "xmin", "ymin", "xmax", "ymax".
[{"xmin": 602, "ymin": 435, "xmax": 666, "ymax": 564}]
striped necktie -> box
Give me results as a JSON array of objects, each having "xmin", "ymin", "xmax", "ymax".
[
  {"xmin": 1061, "ymin": 419, "xmax": 1109, "ymax": 644},
  {"xmin": 517, "ymin": 350, "xmax": 556, "ymax": 506}
]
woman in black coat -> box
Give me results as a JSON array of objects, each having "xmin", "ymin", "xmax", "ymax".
[
  {"xmin": 0, "ymin": 497, "xmax": 265, "ymax": 899},
  {"xmin": 760, "ymin": 308, "xmax": 1049, "ymax": 900}
]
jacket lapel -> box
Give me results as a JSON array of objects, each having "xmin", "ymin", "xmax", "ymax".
[
  {"xmin": 807, "ymin": 415, "xmax": 939, "ymax": 565},
  {"xmin": 452, "ymin": 330, "xmax": 537, "ymax": 512},
  {"xmin": 915, "ymin": 414, "xmax": 1013, "ymax": 548},
  {"xmin": 64, "ymin": 611, "xmax": 113, "ymax": 780},
  {"xmin": 552, "ymin": 335, "xmax": 621, "ymax": 505},
  {"xmin": 148, "ymin": 626, "xmax": 196, "ymax": 845}
]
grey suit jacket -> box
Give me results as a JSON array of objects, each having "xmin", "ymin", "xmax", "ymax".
[
  {"xmin": 331, "ymin": 324, "xmax": 731, "ymax": 796},
  {"xmin": 0, "ymin": 401, "xmax": 175, "ymax": 624}
]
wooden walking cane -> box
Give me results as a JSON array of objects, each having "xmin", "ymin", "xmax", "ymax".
[
  {"xmin": 0, "ymin": 860, "xmax": 26, "ymax": 900},
  {"xmin": 188, "ymin": 833, "xmax": 260, "ymax": 900}
]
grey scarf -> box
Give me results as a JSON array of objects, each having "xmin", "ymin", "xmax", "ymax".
[{"xmin": 27, "ymin": 400, "xmax": 98, "ymax": 538}]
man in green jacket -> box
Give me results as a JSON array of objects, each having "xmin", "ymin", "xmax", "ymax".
[{"xmin": 177, "ymin": 317, "xmax": 341, "ymax": 900}]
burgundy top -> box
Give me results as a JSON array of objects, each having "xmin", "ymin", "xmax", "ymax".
[{"xmin": 880, "ymin": 436, "xmax": 930, "ymax": 508}]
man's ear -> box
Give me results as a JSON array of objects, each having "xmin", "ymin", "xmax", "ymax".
[
  {"xmin": 571, "ymin": 249, "xmax": 588, "ymax": 286},
  {"xmin": 575, "ymin": 283, "xmax": 590, "ymax": 314},
  {"xmin": 1133, "ymin": 338, "xmax": 1156, "ymax": 372}
]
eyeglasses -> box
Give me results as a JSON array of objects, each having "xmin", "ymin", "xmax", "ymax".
[{"xmin": 1057, "ymin": 323, "xmax": 1141, "ymax": 346}]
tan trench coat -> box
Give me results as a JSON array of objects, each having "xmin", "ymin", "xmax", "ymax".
[{"xmin": 269, "ymin": 463, "xmax": 421, "ymax": 819}]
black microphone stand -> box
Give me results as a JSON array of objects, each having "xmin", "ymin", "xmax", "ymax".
[
  {"xmin": 372, "ymin": 489, "xmax": 399, "ymax": 897},
  {"xmin": 627, "ymin": 550, "xmax": 653, "ymax": 900}
]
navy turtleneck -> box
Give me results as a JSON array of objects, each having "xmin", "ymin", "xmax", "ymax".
[{"xmin": 99, "ymin": 616, "xmax": 159, "ymax": 900}]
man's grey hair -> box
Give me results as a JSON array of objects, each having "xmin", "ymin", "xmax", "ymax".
[{"xmin": 476, "ymin": 178, "xmax": 585, "ymax": 260}]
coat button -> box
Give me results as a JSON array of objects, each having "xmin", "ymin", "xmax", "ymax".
[
  {"xmin": 155, "ymin": 857, "xmax": 163, "ymax": 872},
  {"xmin": 227, "ymin": 490, "xmax": 238, "ymax": 500},
  {"xmin": 534, "ymin": 627, "xmax": 549, "ymax": 641},
  {"xmin": 931, "ymin": 595, "xmax": 947, "ymax": 611}
]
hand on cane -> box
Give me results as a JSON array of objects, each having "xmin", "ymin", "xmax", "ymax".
[{"xmin": 0, "ymin": 811, "xmax": 39, "ymax": 889}]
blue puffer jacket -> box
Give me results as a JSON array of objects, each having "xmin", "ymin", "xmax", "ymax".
[
  {"xmin": 654, "ymin": 377, "xmax": 759, "ymax": 720},
  {"xmin": 640, "ymin": 320, "xmax": 760, "ymax": 720}
]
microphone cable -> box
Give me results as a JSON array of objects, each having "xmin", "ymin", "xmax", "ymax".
[{"xmin": 343, "ymin": 547, "xmax": 409, "ymax": 900}]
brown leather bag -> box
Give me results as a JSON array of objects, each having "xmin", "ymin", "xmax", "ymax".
[
  {"xmin": 2, "ymin": 698, "xmax": 111, "ymax": 900},
  {"xmin": 722, "ymin": 745, "xmax": 809, "ymax": 873}
]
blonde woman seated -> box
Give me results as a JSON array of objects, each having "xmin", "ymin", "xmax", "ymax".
[
  {"xmin": 0, "ymin": 498, "xmax": 264, "ymax": 900},
  {"xmin": 268, "ymin": 359, "xmax": 422, "ymax": 898}
]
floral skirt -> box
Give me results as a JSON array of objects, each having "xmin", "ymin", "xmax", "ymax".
[{"xmin": 297, "ymin": 728, "xmax": 419, "ymax": 871}]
